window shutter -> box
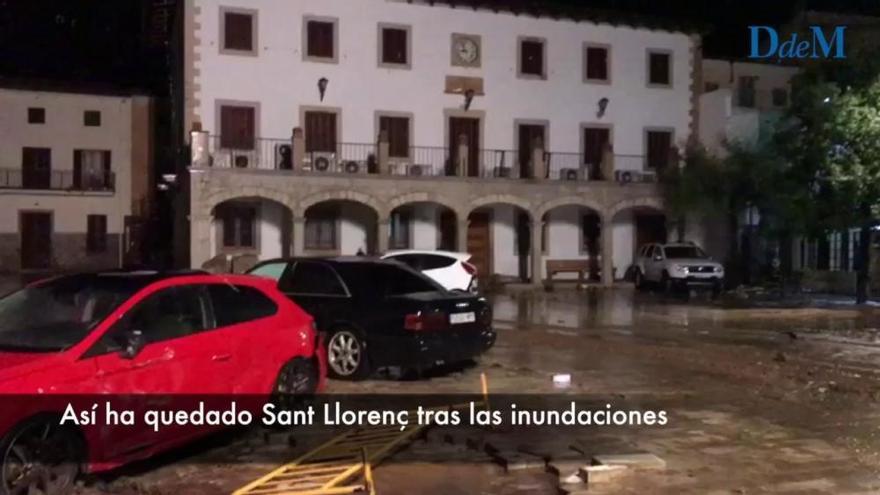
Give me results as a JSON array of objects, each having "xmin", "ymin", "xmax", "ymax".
[
  {"xmin": 305, "ymin": 112, "xmax": 337, "ymax": 152},
  {"xmin": 220, "ymin": 106, "xmax": 255, "ymax": 150},
  {"xmin": 382, "ymin": 28, "xmax": 407, "ymax": 64},
  {"xmin": 73, "ymin": 150, "xmax": 83, "ymax": 189},
  {"xmin": 647, "ymin": 131, "xmax": 672, "ymax": 170},
  {"xmin": 224, "ymin": 12, "xmax": 253, "ymax": 51},
  {"xmin": 308, "ymin": 21, "xmax": 334, "ymax": 58},
  {"xmin": 649, "ymin": 53, "xmax": 670, "ymax": 85},
  {"xmin": 586, "ymin": 47, "xmax": 608, "ymax": 80},
  {"xmin": 521, "ymin": 40, "xmax": 543, "ymax": 76}
]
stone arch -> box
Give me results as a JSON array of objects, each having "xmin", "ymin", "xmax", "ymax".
[
  {"xmin": 298, "ymin": 190, "xmax": 385, "ymax": 217},
  {"xmin": 201, "ymin": 187, "xmax": 293, "ymax": 220},
  {"xmin": 467, "ymin": 194, "xmax": 533, "ymax": 218},
  {"xmin": 388, "ymin": 192, "xmax": 463, "ymax": 219},
  {"xmin": 536, "ymin": 195, "xmax": 605, "ymax": 220},
  {"xmin": 608, "ymin": 196, "xmax": 666, "ymax": 218}
]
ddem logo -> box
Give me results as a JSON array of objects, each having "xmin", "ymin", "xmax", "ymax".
[{"xmin": 748, "ymin": 26, "xmax": 846, "ymax": 59}]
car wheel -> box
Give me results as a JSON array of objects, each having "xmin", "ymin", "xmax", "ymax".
[
  {"xmin": 327, "ymin": 329, "xmax": 370, "ymax": 380},
  {"xmin": 634, "ymin": 270, "xmax": 647, "ymax": 291},
  {"xmin": 270, "ymin": 357, "xmax": 318, "ymax": 412},
  {"xmin": 0, "ymin": 417, "xmax": 82, "ymax": 495},
  {"xmin": 660, "ymin": 272, "xmax": 672, "ymax": 294}
]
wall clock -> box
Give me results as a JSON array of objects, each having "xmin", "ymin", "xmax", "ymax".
[{"xmin": 451, "ymin": 34, "xmax": 481, "ymax": 67}]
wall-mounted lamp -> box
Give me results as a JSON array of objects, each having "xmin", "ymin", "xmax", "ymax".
[
  {"xmin": 463, "ymin": 89, "xmax": 475, "ymax": 111},
  {"xmin": 318, "ymin": 77, "xmax": 329, "ymax": 101},
  {"xmin": 597, "ymin": 97, "xmax": 609, "ymax": 118}
]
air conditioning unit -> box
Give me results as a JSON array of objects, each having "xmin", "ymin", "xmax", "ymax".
[
  {"xmin": 275, "ymin": 144, "xmax": 293, "ymax": 170},
  {"xmin": 310, "ymin": 152, "xmax": 336, "ymax": 172},
  {"xmin": 615, "ymin": 170, "xmax": 635, "ymax": 183},
  {"xmin": 233, "ymin": 154, "xmax": 250, "ymax": 169},
  {"xmin": 407, "ymin": 164, "xmax": 427, "ymax": 176},
  {"xmin": 342, "ymin": 160, "xmax": 363, "ymax": 174},
  {"xmin": 560, "ymin": 168, "xmax": 581, "ymax": 181}
]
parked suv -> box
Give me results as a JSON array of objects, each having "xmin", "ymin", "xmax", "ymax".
[{"xmin": 634, "ymin": 242, "xmax": 724, "ymax": 293}]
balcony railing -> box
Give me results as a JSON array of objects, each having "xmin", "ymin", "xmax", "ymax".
[
  {"xmin": 0, "ymin": 168, "xmax": 115, "ymax": 192},
  {"xmin": 198, "ymin": 134, "xmax": 657, "ymax": 183}
]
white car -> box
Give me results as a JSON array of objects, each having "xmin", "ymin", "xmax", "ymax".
[
  {"xmin": 381, "ymin": 250, "xmax": 477, "ymax": 292},
  {"xmin": 634, "ymin": 242, "xmax": 724, "ymax": 293}
]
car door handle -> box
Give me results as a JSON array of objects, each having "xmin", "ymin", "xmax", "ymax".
[{"xmin": 211, "ymin": 354, "xmax": 232, "ymax": 362}]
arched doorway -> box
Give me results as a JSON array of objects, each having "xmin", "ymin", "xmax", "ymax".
[
  {"xmin": 466, "ymin": 203, "xmax": 533, "ymax": 282},
  {"xmin": 210, "ymin": 196, "xmax": 292, "ymax": 261},
  {"xmin": 541, "ymin": 204, "xmax": 603, "ymax": 282},
  {"xmin": 387, "ymin": 201, "xmax": 458, "ymax": 252},
  {"xmin": 611, "ymin": 205, "xmax": 667, "ymax": 280},
  {"xmin": 303, "ymin": 200, "xmax": 379, "ymax": 255}
]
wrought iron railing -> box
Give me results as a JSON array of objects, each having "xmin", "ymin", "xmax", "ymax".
[
  {"xmin": 303, "ymin": 143, "xmax": 378, "ymax": 174},
  {"xmin": 478, "ymin": 149, "xmax": 520, "ymax": 178},
  {"xmin": 207, "ymin": 135, "xmax": 293, "ymax": 170},
  {"xmin": 0, "ymin": 168, "xmax": 115, "ymax": 192}
]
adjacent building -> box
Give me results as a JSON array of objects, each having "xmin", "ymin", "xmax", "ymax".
[
  {"xmin": 0, "ymin": 83, "xmax": 154, "ymax": 272},
  {"xmin": 180, "ymin": 0, "xmax": 703, "ymax": 284}
]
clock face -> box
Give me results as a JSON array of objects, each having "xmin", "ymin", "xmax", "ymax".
[{"xmin": 454, "ymin": 37, "xmax": 479, "ymax": 65}]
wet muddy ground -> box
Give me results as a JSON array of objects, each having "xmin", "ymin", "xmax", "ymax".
[{"xmin": 59, "ymin": 286, "xmax": 880, "ymax": 494}]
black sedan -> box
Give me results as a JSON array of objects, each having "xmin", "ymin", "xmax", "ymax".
[{"xmin": 247, "ymin": 257, "xmax": 496, "ymax": 379}]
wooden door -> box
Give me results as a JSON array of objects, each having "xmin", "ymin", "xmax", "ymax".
[
  {"xmin": 22, "ymin": 147, "xmax": 51, "ymax": 189},
  {"xmin": 20, "ymin": 212, "xmax": 52, "ymax": 270},
  {"xmin": 449, "ymin": 117, "xmax": 480, "ymax": 177},
  {"xmin": 466, "ymin": 212, "xmax": 491, "ymax": 279},
  {"xmin": 583, "ymin": 127, "xmax": 610, "ymax": 180},
  {"xmin": 517, "ymin": 124, "xmax": 545, "ymax": 179},
  {"xmin": 304, "ymin": 111, "xmax": 337, "ymax": 152}
]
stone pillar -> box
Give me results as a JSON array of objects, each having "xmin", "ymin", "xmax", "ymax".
[
  {"xmin": 291, "ymin": 128, "xmax": 304, "ymax": 171},
  {"xmin": 600, "ymin": 143, "xmax": 614, "ymax": 181},
  {"xmin": 378, "ymin": 130, "xmax": 390, "ymax": 175},
  {"xmin": 292, "ymin": 216, "xmax": 305, "ymax": 256},
  {"xmin": 531, "ymin": 216, "xmax": 543, "ymax": 286},
  {"xmin": 190, "ymin": 128, "xmax": 210, "ymax": 168},
  {"xmin": 531, "ymin": 136, "xmax": 546, "ymax": 180},
  {"xmin": 377, "ymin": 219, "xmax": 390, "ymax": 254},
  {"xmin": 601, "ymin": 215, "xmax": 614, "ymax": 287},
  {"xmin": 457, "ymin": 134, "xmax": 469, "ymax": 177},
  {"xmin": 456, "ymin": 219, "xmax": 469, "ymax": 253},
  {"xmin": 189, "ymin": 213, "xmax": 212, "ymax": 269}
]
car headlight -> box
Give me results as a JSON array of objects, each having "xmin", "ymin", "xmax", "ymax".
[
  {"xmin": 672, "ymin": 264, "xmax": 688, "ymax": 274},
  {"xmin": 714, "ymin": 266, "xmax": 724, "ymax": 273}
]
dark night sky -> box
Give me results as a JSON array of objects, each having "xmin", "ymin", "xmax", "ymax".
[{"xmin": 0, "ymin": 0, "xmax": 877, "ymax": 93}]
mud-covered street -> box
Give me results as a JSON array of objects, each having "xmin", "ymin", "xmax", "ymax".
[{"xmin": 60, "ymin": 287, "xmax": 880, "ymax": 495}]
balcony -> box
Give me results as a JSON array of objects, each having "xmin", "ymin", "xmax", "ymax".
[
  {"xmin": 194, "ymin": 134, "xmax": 659, "ymax": 184},
  {"xmin": 0, "ymin": 168, "xmax": 115, "ymax": 193}
]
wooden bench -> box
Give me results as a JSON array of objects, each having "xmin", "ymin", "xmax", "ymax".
[{"xmin": 545, "ymin": 259, "xmax": 592, "ymax": 289}]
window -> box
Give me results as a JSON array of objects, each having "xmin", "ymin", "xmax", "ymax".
[
  {"xmin": 389, "ymin": 211, "xmax": 411, "ymax": 250},
  {"xmin": 772, "ymin": 88, "xmax": 788, "ymax": 107},
  {"xmin": 87, "ymin": 215, "xmax": 107, "ymax": 253},
  {"xmin": 73, "ymin": 150, "xmax": 111, "ymax": 190},
  {"xmin": 219, "ymin": 203, "xmax": 256, "ymax": 249},
  {"xmin": 737, "ymin": 76, "xmax": 757, "ymax": 108},
  {"xmin": 647, "ymin": 50, "xmax": 671, "ymax": 86},
  {"xmin": 222, "ymin": 9, "xmax": 256, "ymax": 53},
  {"xmin": 305, "ymin": 204, "xmax": 337, "ymax": 250},
  {"xmin": 378, "ymin": 115, "xmax": 410, "ymax": 158},
  {"xmin": 305, "ymin": 18, "xmax": 337, "ymax": 61},
  {"xmin": 84, "ymin": 110, "xmax": 101, "ymax": 127},
  {"xmin": 518, "ymin": 38, "xmax": 545, "ymax": 78},
  {"xmin": 249, "ymin": 261, "xmax": 289, "ymax": 281},
  {"xmin": 829, "ymin": 232, "xmax": 843, "ymax": 271},
  {"xmin": 27, "ymin": 107, "xmax": 45, "ymax": 124},
  {"xmin": 420, "ymin": 254, "xmax": 455, "ymax": 270},
  {"xmin": 219, "ymin": 104, "xmax": 256, "ymax": 150},
  {"xmin": 280, "ymin": 261, "xmax": 347, "ymax": 296},
  {"xmin": 304, "ymin": 110, "xmax": 337, "ymax": 153},
  {"xmin": 207, "ymin": 284, "xmax": 277, "ymax": 327},
  {"xmin": 645, "ymin": 130, "xmax": 673, "ymax": 170},
  {"xmin": 21, "ymin": 147, "xmax": 51, "ymax": 189},
  {"xmin": 379, "ymin": 265, "xmax": 440, "ymax": 296},
  {"xmin": 584, "ymin": 45, "xmax": 609, "ymax": 82},
  {"xmin": 379, "ymin": 25, "xmax": 409, "ymax": 67},
  {"xmin": 94, "ymin": 286, "xmax": 208, "ymax": 354}
]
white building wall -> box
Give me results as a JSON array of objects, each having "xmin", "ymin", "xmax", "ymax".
[
  {"xmin": 410, "ymin": 204, "xmax": 439, "ymax": 250},
  {"xmin": 491, "ymin": 206, "xmax": 518, "ymax": 277},
  {"xmin": 0, "ymin": 89, "xmax": 135, "ymax": 236},
  {"xmin": 703, "ymin": 59, "xmax": 799, "ymax": 112},
  {"xmin": 192, "ymin": 0, "xmax": 693, "ymax": 156},
  {"xmin": 612, "ymin": 211, "xmax": 635, "ymax": 278}
]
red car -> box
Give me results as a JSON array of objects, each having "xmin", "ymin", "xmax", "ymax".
[{"xmin": 0, "ymin": 271, "xmax": 325, "ymax": 494}]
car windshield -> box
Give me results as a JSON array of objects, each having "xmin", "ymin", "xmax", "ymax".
[
  {"xmin": 0, "ymin": 275, "xmax": 141, "ymax": 353},
  {"xmin": 664, "ymin": 246, "xmax": 707, "ymax": 259}
]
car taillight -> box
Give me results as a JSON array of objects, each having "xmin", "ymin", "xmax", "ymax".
[
  {"xmin": 461, "ymin": 261, "xmax": 477, "ymax": 276},
  {"xmin": 404, "ymin": 312, "xmax": 449, "ymax": 331}
]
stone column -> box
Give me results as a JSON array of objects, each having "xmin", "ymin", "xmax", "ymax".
[
  {"xmin": 531, "ymin": 136, "xmax": 546, "ymax": 180},
  {"xmin": 601, "ymin": 215, "xmax": 614, "ymax": 287},
  {"xmin": 377, "ymin": 219, "xmax": 390, "ymax": 254},
  {"xmin": 292, "ymin": 216, "xmax": 305, "ymax": 256},
  {"xmin": 531, "ymin": 216, "xmax": 543, "ymax": 286},
  {"xmin": 291, "ymin": 128, "xmax": 304, "ymax": 171},
  {"xmin": 600, "ymin": 143, "xmax": 614, "ymax": 181},
  {"xmin": 190, "ymin": 128, "xmax": 210, "ymax": 168},
  {"xmin": 457, "ymin": 134, "xmax": 469, "ymax": 177},
  {"xmin": 456, "ymin": 219, "xmax": 469, "ymax": 253},
  {"xmin": 378, "ymin": 130, "xmax": 390, "ymax": 175},
  {"xmin": 190, "ymin": 213, "xmax": 212, "ymax": 269}
]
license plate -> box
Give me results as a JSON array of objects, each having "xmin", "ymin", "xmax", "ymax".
[{"xmin": 450, "ymin": 312, "xmax": 476, "ymax": 325}]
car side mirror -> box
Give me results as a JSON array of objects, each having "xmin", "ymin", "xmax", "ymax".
[{"xmin": 119, "ymin": 330, "xmax": 145, "ymax": 360}]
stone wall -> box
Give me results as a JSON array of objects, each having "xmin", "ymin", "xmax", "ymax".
[{"xmin": 0, "ymin": 233, "xmax": 120, "ymax": 273}]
